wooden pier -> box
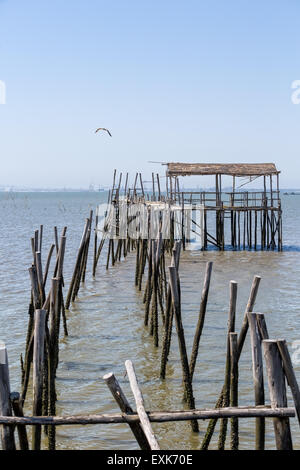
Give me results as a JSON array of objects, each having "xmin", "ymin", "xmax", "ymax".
[
  {"xmin": 165, "ymin": 162, "xmax": 282, "ymax": 251},
  {"xmin": 0, "ymin": 163, "xmax": 293, "ymax": 451},
  {"xmin": 101, "ymin": 162, "xmax": 283, "ymax": 252}
]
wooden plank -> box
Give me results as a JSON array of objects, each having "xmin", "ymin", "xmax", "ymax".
[
  {"xmin": 125, "ymin": 360, "xmax": 160, "ymax": 450},
  {"xmin": 0, "ymin": 406, "xmax": 295, "ymax": 426}
]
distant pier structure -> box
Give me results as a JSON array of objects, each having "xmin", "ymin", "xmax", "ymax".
[
  {"xmin": 165, "ymin": 162, "xmax": 282, "ymax": 251},
  {"xmin": 106, "ymin": 162, "xmax": 282, "ymax": 251}
]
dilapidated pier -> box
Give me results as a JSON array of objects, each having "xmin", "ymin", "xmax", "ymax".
[
  {"xmin": 0, "ymin": 163, "xmax": 292, "ymax": 451},
  {"xmin": 165, "ymin": 162, "xmax": 282, "ymax": 251},
  {"xmin": 98, "ymin": 162, "xmax": 282, "ymax": 254}
]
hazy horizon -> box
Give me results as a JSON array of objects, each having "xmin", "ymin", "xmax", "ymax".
[
  {"xmin": 1, "ymin": 184, "xmax": 300, "ymax": 192},
  {"xmin": 1, "ymin": 1, "xmax": 300, "ymax": 188}
]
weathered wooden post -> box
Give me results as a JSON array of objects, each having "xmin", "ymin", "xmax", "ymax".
[
  {"xmin": 125, "ymin": 361, "xmax": 160, "ymax": 450},
  {"xmin": 247, "ymin": 312, "xmax": 265, "ymax": 450},
  {"xmin": 263, "ymin": 340, "xmax": 293, "ymax": 450},
  {"xmin": 103, "ymin": 372, "xmax": 151, "ymax": 450},
  {"xmin": 10, "ymin": 392, "xmax": 29, "ymax": 450},
  {"xmin": 0, "ymin": 344, "xmax": 16, "ymax": 450},
  {"xmin": 169, "ymin": 266, "xmax": 199, "ymax": 433},
  {"xmin": 277, "ymin": 339, "xmax": 300, "ymax": 427},
  {"xmin": 48, "ymin": 278, "xmax": 60, "ymax": 449},
  {"xmin": 201, "ymin": 275, "xmax": 261, "ymax": 449},
  {"xmin": 32, "ymin": 309, "xmax": 46, "ymax": 450},
  {"xmin": 65, "ymin": 218, "xmax": 89, "ymax": 308},
  {"xmin": 229, "ymin": 332, "xmax": 239, "ymax": 450},
  {"xmin": 189, "ymin": 261, "xmax": 213, "ymax": 381},
  {"xmin": 218, "ymin": 280, "xmax": 237, "ymax": 450},
  {"xmin": 237, "ymin": 275, "xmax": 261, "ymax": 360},
  {"xmin": 160, "ymin": 242, "xmax": 181, "ymax": 379}
]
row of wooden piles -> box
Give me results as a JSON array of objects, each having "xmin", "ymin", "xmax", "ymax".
[
  {"xmin": 0, "ymin": 205, "xmax": 297, "ymax": 450},
  {"xmin": 20, "ymin": 224, "xmax": 68, "ymax": 450},
  {"xmin": 109, "ymin": 169, "xmax": 164, "ymax": 202},
  {"xmin": 0, "ymin": 213, "xmax": 95, "ymax": 451},
  {"xmin": 224, "ymin": 205, "xmax": 282, "ymax": 251},
  {"xmin": 90, "ymin": 211, "xmax": 300, "ymax": 449},
  {"xmin": 122, "ymin": 233, "xmax": 299, "ymax": 449}
]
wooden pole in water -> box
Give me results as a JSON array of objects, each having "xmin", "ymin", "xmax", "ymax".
[
  {"xmin": 254, "ymin": 210, "xmax": 257, "ymax": 250},
  {"xmin": 43, "ymin": 244, "xmax": 55, "ymax": 288},
  {"xmin": 65, "ymin": 218, "xmax": 89, "ymax": 308},
  {"xmin": 238, "ymin": 210, "xmax": 240, "ymax": 249},
  {"xmin": 54, "ymin": 226, "xmax": 59, "ymax": 254},
  {"xmin": 32, "ymin": 309, "xmax": 46, "ymax": 450},
  {"xmin": 160, "ymin": 244, "xmax": 180, "ymax": 379},
  {"xmin": 35, "ymin": 251, "xmax": 45, "ymax": 304},
  {"xmin": 255, "ymin": 313, "xmax": 269, "ymax": 341},
  {"xmin": 201, "ymin": 275, "xmax": 261, "ymax": 449},
  {"xmin": 144, "ymin": 240, "xmax": 153, "ymax": 327},
  {"xmin": 34, "ymin": 229, "xmax": 39, "ymax": 253},
  {"xmin": 10, "ymin": 392, "xmax": 29, "ymax": 450},
  {"xmin": 152, "ymin": 235, "xmax": 162, "ymax": 346},
  {"xmin": 277, "ymin": 339, "xmax": 300, "ymax": 427},
  {"xmin": 124, "ymin": 172, "xmax": 129, "ymax": 195},
  {"xmin": 247, "ymin": 312, "xmax": 265, "ymax": 449},
  {"xmin": 169, "ymin": 266, "xmax": 199, "ymax": 432},
  {"xmin": 165, "ymin": 242, "xmax": 181, "ymax": 348},
  {"xmin": 22, "ymin": 268, "xmax": 39, "ymax": 404},
  {"xmin": 243, "ymin": 210, "xmax": 246, "ymax": 250},
  {"xmin": 152, "ymin": 173, "xmax": 155, "ymax": 201},
  {"xmin": 103, "ymin": 372, "xmax": 151, "ymax": 450},
  {"xmin": 149, "ymin": 240, "xmax": 157, "ymax": 338},
  {"xmin": 229, "ymin": 332, "xmax": 239, "ymax": 450},
  {"xmin": 125, "ymin": 360, "xmax": 160, "ymax": 450},
  {"xmin": 48, "ymin": 278, "xmax": 60, "ymax": 449},
  {"xmin": 156, "ymin": 174, "xmax": 161, "ymax": 200},
  {"xmin": 0, "ymin": 345, "xmax": 16, "ymax": 450},
  {"xmin": 218, "ymin": 280, "xmax": 237, "ymax": 450},
  {"xmin": 189, "ymin": 261, "xmax": 213, "ymax": 381},
  {"xmin": 93, "ymin": 207, "xmax": 99, "ymax": 276},
  {"xmin": 263, "ymin": 340, "xmax": 293, "ymax": 450},
  {"xmin": 237, "ymin": 275, "xmax": 261, "ymax": 360}
]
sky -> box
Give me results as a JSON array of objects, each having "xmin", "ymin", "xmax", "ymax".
[{"xmin": 0, "ymin": 0, "xmax": 300, "ymax": 189}]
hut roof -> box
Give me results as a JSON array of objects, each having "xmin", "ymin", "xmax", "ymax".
[{"xmin": 166, "ymin": 163, "xmax": 279, "ymax": 177}]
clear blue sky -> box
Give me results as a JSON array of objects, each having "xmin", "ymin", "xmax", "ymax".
[{"xmin": 0, "ymin": 0, "xmax": 300, "ymax": 188}]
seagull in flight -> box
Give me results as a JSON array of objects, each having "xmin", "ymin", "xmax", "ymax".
[{"xmin": 95, "ymin": 127, "xmax": 112, "ymax": 137}]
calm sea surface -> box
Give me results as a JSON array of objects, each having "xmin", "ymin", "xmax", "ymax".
[{"xmin": 0, "ymin": 191, "xmax": 299, "ymax": 450}]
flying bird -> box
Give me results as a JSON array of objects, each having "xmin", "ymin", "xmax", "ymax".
[{"xmin": 95, "ymin": 127, "xmax": 112, "ymax": 137}]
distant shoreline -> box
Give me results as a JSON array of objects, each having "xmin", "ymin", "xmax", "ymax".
[{"xmin": 1, "ymin": 188, "xmax": 300, "ymax": 194}]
